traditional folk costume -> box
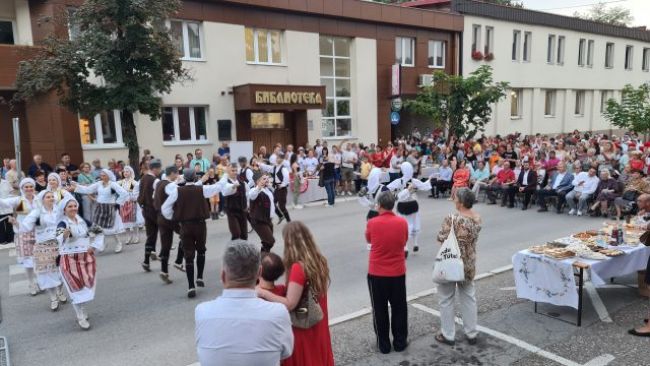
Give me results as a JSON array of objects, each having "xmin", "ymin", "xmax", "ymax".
[
  {"xmin": 220, "ymin": 172, "xmax": 249, "ymax": 240},
  {"xmin": 358, "ymin": 168, "xmax": 389, "ymax": 252},
  {"xmin": 20, "ymin": 197, "xmax": 68, "ymax": 311},
  {"xmin": 153, "ymin": 169, "xmax": 180, "ymax": 284},
  {"xmin": 37, "ymin": 173, "xmax": 74, "ymax": 204},
  {"xmin": 387, "ymin": 162, "xmax": 431, "ymax": 256},
  {"xmin": 161, "ymin": 176, "xmax": 221, "ymax": 297},
  {"xmin": 259, "ymin": 159, "xmax": 291, "ymax": 224},
  {"xmin": 0, "ymin": 178, "xmax": 40, "ymax": 295},
  {"xmin": 74, "ymin": 169, "xmax": 129, "ymax": 253},
  {"xmin": 118, "ymin": 166, "xmax": 141, "ymax": 244},
  {"xmin": 248, "ymin": 182, "xmax": 276, "ymax": 252},
  {"xmin": 56, "ymin": 196, "xmax": 104, "ymax": 330}
]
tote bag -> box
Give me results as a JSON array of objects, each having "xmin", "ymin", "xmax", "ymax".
[{"xmin": 432, "ymin": 215, "xmax": 465, "ymax": 284}]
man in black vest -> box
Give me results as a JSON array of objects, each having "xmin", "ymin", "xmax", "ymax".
[
  {"xmin": 161, "ymin": 168, "xmax": 221, "ymax": 297},
  {"xmin": 247, "ymin": 174, "xmax": 276, "ymax": 252},
  {"xmin": 222, "ymin": 163, "xmax": 249, "ymax": 240},
  {"xmin": 259, "ymin": 152, "xmax": 291, "ymax": 224},
  {"xmin": 153, "ymin": 165, "xmax": 180, "ymax": 284},
  {"xmin": 238, "ymin": 156, "xmax": 255, "ymax": 189},
  {"xmin": 138, "ymin": 159, "xmax": 162, "ymax": 272}
]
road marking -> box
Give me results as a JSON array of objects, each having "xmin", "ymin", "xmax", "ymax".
[
  {"xmin": 489, "ymin": 264, "xmax": 514, "ymax": 274},
  {"xmin": 9, "ymin": 264, "xmax": 23, "ymax": 276},
  {"xmin": 584, "ymin": 283, "xmax": 612, "ymax": 323},
  {"xmin": 499, "ymin": 286, "xmax": 516, "ymax": 291},
  {"xmin": 329, "ymin": 307, "xmax": 372, "ymax": 326},
  {"xmin": 411, "ymin": 303, "xmax": 615, "ymax": 366},
  {"xmin": 9, "ymin": 279, "xmax": 30, "ymax": 297}
]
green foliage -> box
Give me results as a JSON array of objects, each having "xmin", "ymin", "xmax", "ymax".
[
  {"xmin": 404, "ymin": 65, "xmax": 508, "ymax": 139},
  {"xmin": 14, "ymin": 0, "xmax": 189, "ymax": 170},
  {"xmin": 604, "ymin": 84, "xmax": 650, "ymax": 134},
  {"xmin": 574, "ymin": 2, "xmax": 633, "ymax": 26}
]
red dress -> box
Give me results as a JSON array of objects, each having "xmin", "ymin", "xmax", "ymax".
[{"xmin": 282, "ymin": 263, "xmax": 334, "ymax": 366}]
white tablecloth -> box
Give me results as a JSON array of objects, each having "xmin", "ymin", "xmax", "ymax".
[
  {"xmin": 513, "ymin": 245, "xmax": 650, "ymax": 309},
  {"xmin": 288, "ymin": 178, "xmax": 328, "ymax": 204}
]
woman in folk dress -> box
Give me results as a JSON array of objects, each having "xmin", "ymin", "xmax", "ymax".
[
  {"xmin": 1, "ymin": 178, "xmax": 40, "ymax": 295},
  {"xmin": 17, "ymin": 191, "xmax": 68, "ymax": 311},
  {"xmin": 37, "ymin": 173, "xmax": 74, "ymax": 204},
  {"xmin": 72, "ymin": 169, "xmax": 128, "ymax": 253},
  {"xmin": 56, "ymin": 196, "xmax": 103, "ymax": 330},
  {"xmin": 118, "ymin": 166, "xmax": 141, "ymax": 244}
]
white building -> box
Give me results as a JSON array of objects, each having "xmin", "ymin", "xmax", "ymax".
[{"xmin": 406, "ymin": 0, "xmax": 650, "ymax": 136}]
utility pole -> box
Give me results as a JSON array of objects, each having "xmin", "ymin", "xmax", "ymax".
[{"xmin": 12, "ymin": 117, "xmax": 22, "ymax": 179}]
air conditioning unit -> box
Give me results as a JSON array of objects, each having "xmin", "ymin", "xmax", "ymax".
[{"xmin": 418, "ymin": 74, "xmax": 434, "ymax": 87}]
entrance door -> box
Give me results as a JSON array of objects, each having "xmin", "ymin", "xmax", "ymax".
[{"xmin": 250, "ymin": 112, "xmax": 293, "ymax": 152}]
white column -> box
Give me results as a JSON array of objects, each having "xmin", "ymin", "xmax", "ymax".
[{"xmin": 13, "ymin": 0, "xmax": 33, "ymax": 46}]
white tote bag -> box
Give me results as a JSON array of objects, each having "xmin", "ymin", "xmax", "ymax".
[{"xmin": 432, "ymin": 215, "xmax": 465, "ymax": 284}]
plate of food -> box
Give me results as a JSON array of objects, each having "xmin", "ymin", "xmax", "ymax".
[{"xmin": 598, "ymin": 249, "xmax": 625, "ymax": 257}]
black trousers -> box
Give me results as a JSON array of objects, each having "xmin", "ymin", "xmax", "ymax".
[
  {"xmin": 143, "ymin": 208, "xmax": 158, "ymax": 264},
  {"xmin": 486, "ymin": 183, "xmax": 512, "ymax": 205},
  {"xmin": 180, "ymin": 221, "xmax": 207, "ymax": 289},
  {"xmin": 430, "ymin": 179, "xmax": 451, "ymax": 197},
  {"xmin": 251, "ymin": 219, "xmax": 275, "ymax": 252},
  {"xmin": 367, "ymin": 274, "xmax": 408, "ymax": 353},
  {"xmin": 227, "ymin": 210, "xmax": 248, "ymax": 240},
  {"xmin": 157, "ymin": 216, "xmax": 177, "ymax": 274},
  {"xmin": 0, "ymin": 213, "xmax": 14, "ymax": 244},
  {"xmin": 536, "ymin": 189, "xmax": 568, "ymax": 211},
  {"xmin": 507, "ymin": 185, "xmax": 536, "ymax": 207},
  {"xmin": 274, "ymin": 187, "xmax": 290, "ymax": 222}
]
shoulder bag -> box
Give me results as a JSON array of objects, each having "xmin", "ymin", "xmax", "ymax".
[
  {"xmin": 290, "ymin": 280, "xmax": 324, "ymax": 329},
  {"xmin": 432, "ymin": 215, "xmax": 465, "ymax": 283}
]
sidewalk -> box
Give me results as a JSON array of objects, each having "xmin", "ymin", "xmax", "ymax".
[{"xmin": 331, "ymin": 271, "xmax": 648, "ymax": 366}]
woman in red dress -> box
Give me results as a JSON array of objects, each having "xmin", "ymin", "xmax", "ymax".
[
  {"xmin": 257, "ymin": 221, "xmax": 334, "ymax": 366},
  {"xmin": 451, "ymin": 159, "xmax": 470, "ymax": 200}
]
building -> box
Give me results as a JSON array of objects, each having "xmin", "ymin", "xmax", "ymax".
[
  {"xmin": 1, "ymin": 0, "xmax": 463, "ymax": 167},
  {"xmin": 404, "ymin": 0, "xmax": 650, "ymax": 136}
]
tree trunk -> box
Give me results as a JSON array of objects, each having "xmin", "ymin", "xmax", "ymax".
[{"xmin": 121, "ymin": 110, "xmax": 141, "ymax": 178}]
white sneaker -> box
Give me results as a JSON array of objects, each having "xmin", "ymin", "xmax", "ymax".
[
  {"xmin": 124, "ymin": 236, "xmax": 132, "ymax": 245},
  {"xmin": 296, "ymin": 205, "xmax": 304, "ymax": 210},
  {"xmin": 568, "ymin": 209, "xmax": 576, "ymax": 215},
  {"xmin": 323, "ymin": 201, "xmax": 329, "ymax": 207},
  {"xmin": 50, "ymin": 299, "xmax": 59, "ymax": 311},
  {"xmin": 577, "ymin": 211, "xmax": 583, "ymax": 216},
  {"xmin": 114, "ymin": 240, "xmax": 123, "ymax": 253},
  {"xmin": 29, "ymin": 283, "xmax": 39, "ymax": 296},
  {"xmin": 57, "ymin": 289, "xmax": 67, "ymax": 303},
  {"xmin": 77, "ymin": 317, "xmax": 91, "ymax": 330}
]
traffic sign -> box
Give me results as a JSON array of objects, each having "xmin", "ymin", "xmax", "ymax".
[
  {"xmin": 390, "ymin": 111, "xmax": 400, "ymax": 125},
  {"xmin": 391, "ymin": 97, "xmax": 403, "ymax": 112}
]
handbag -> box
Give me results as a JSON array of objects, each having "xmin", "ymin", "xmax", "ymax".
[
  {"xmin": 318, "ymin": 174, "xmax": 325, "ymax": 188},
  {"xmin": 290, "ymin": 280, "xmax": 324, "ymax": 329},
  {"xmin": 432, "ymin": 215, "xmax": 465, "ymax": 284}
]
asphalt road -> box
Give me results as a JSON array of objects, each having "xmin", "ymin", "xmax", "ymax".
[{"xmin": 0, "ymin": 193, "xmax": 599, "ymax": 366}]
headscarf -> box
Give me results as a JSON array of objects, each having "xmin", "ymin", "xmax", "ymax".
[
  {"xmin": 367, "ymin": 168, "xmax": 383, "ymax": 194},
  {"xmin": 101, "ymin": 168, "xmax": 116, "ymax": 182},
  {"xmin": 400, "ymin": 162, "xmax": 414, "ymax": 181},
  {"xmin": 19, "ymin": 178, "xmax": 36, "ymax": 196},
  {"xmin": 122, "ymin": 166, "xmax": 135, "ymax": 181},
  {"xmin": 47, "ymin": 172, "xmax": 62, "ymax": 189},
  {"xmin": 57, "ymin": 194, "xmax": 79, "ymax": 221}
]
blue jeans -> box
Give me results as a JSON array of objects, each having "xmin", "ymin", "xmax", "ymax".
[{"xmin": 324, "ymin": 179, "xmax": 336, "ymax": 206}]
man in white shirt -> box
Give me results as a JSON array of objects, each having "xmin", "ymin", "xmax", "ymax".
[
  {"xmin": 195, "ymin": 240, "xmax": 293, "ymax": 366},
  {"xmin": 259, "ymin": 153, "xmax": 291, "ymax": 224},
  {"xmin": 301, "ymin": 150, "xmax": 319, "ymax": 177},
  {"xmin": 566, "ymin": 167, "xmax": 599, "ymax": 216},
  {"xmin": 341, "ymin": 143, "xmax": 358, "ymax": 196}
]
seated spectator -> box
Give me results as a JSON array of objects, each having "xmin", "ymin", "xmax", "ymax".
[
  {"xmin": 509, "ymin": 160, "xmax": 537, "ymax": 210},
  {"xmin": 491, "ymin": 158, "xmax": 504, "ymax": 177},
  {"xmin": 486, "ymin": 161, "xmax": 516, "ymax": 207},
  {"xmin": 589, "ymin": 170, "xmax": 620, "ymax": 217},
  {"xmin": 28, "ymin": 154, "xmax": 52, "ymax": 178},
  {"xmin": 614, "ymin": 169, "xmax": 650, "ymax": 219},
  {"xmin": 470, "ymin": 160, "xmax": 490, "ymax": 198},
  {"xmin": 195, "ymin": 241, "xmax": 293, "ymax": 366},
  {"xmin": 259, "ymin": 252, "xmax": 286, "ymax": 296},
  {"xmin": 60, "ymin": 152, "xmax": 79, "ymax": 174},
  {"xmin": 566, "ymin": 167, "xmax": 599, "ymax": 216},
  {"xmin": 451, "ymin": 159, "xmax": 470, "ymax": 200},
  {"xmin": 536, "ymin": 162, "xmax": 574, "ymax": 213},
  {"xmin": 429, "ymin": 159, "xmax": 453, "ymax": 198}
]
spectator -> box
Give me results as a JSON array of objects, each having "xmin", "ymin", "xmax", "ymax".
[
  {"xmin": 185, "ymin": 152, "xmax": 194, "ymax": 168},
  {"xmin": 451, "ymin": 159, "xmax": 470, "ymax": 200},
  {"xmin": 511, "ymin": 160, "xmax": 537, "ymax": 210},
  {"xmin": 359, "ymin": 155, "xmax": 373, "ymax": 188},
  {"xmin": 388, "ymin": 149, "xmax": 403, "ymax": 183},
  {"xmin": 259, "ymin": 252, "xmax": 286, "ymax": 296},
  {"xmin": 435, "ymin": 188, "xmax": 481, "ymax": 346},
  {"xmin": 91, "ymin": 159, "xmax": 103, "ymax": 180},
  {"xmin": 33, "ymin": 170, "xmax": 48, "ymax": 192},
  {"xmin": 628, "ymin": 194, "xmax": 650, "ymax": 338},
  {"xmin": 364, "ymin": 192, "xmax": 409, "ymax": 354},
  {"xmin": 470, "ymin": 160, "xmax": 490, "ymax": 198},
  {"xmin": 290, "ymin": 154, "xmax": 303, "ymax": 210},
  {"xmin": 218, "ymin": 142, "xmax": 230, "ymax": 157},
  {"xmin": 486, "ymin": 161, "xmax": 516, "ymax": 207},
  {"xmin": 340, "ymin": 143, "xmax": 358, "ymax": 196},
  {"xmin": 60, "ymin": 153, "xmax": 79, "ymax": 174},
  {"xmin": 27, "ymin": 154, "xmax": 52, "ymax": 177},
  {"xmin": 614, "ymin": 169, "xmax": 650, "ymax": 219},
  {"xmin": 429, "ymin": 159, "xmax": 453, "ymax": 198},
  {"xmin": 566, "ymin": 167, "xmax": 600, "ymax": 216},
  {"xmin": 190, "ymin": 149, "xmax": 211, "ymax": 173},
  {"xmin": 0, "ymin": 158, "xmax": 9, "ymax": 179},
  {"xmin": 301, "ymin": 149, "xmax": 319, "ymax": 177},
  {"xmin": 320, "ymin": 154, "xmax": 337, "ymax": 207},
  {"xmin": 195, "ymin": 240, "xmax": 293, "ymax": 366},
  {"xmin": 589, "ymin": 170, "xmax": 620, "ymax": 217},
  {"xmin": 536, "ymin": 162, "xmax": 574, "ymax": 213},
  {"xmin": 5, "ymin": 159, "xmax": 21, "ymax": 195},
  {"xmin": 257, "ymin": 221, "xmax": 334, "ymax": 366}
]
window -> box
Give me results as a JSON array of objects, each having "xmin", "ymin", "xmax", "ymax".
[
  {"xmin": 544, "ymin": 90, "xmax": 556, "ymax": 116},
  {"xmin": 557, "ymin": 36, "xmax": 565, "ymax": 64},
  {"xmin": 472, "ymin": 25, "xmax": 481, "ymax": 53},
  {"xmin": 78, "ymin": 110, "xmax": 123, "ymax": 147},
  {"xmin": 512, "ymin": 30, "xmax": 521, "ymax": 61},
  {"xmin": 245, "ymin": 28, "xmax": 282, "ymax": 65},
  {"xmin": 161, "ymin": 106, "xmax": 208, "ymax": 142},
  {"xmin": 600, "ymin": 90, "xmax": 612, "ymax": 113},
  {"xmin": 547, "ymin": 35, "xmax": 556, "ymax": 64},
  {"xmin": 587, "ymin": 40, "xmax": 594, "ymax": 67},
  {"xmin": 169, "ymin": 20, "xmax": 203, "ymax": 60},
  {"xmin": 428, "ymin": 40, "xmax": 446, "ymax": 68},
  {"xmin": 625, "ymin": 45, "xmax": 633, "ymax": 70},
  {"xmin": 0, "ymin": 20, "xmax": 15, "ymax": 44},
  {"xmin": 510, "ymin": 89, "xmax": 522, "ymax": 118},
  {"xmin": 67, "ymin": 8, "xmax": 81, "ymax": 41},
  {"xmin": 643, "ymin": 48, "xmax": 650, "ymax": 71},
  {"xmin": 320, "ymin": 36, "xmax": 352, "ymax": 138},
  {"xmin": 574, "ymin": 91, "xmax": 585, "ymax": 116},
  {"xmin": 523, "ymin": 32, "xmax": 532, "ymax": 62},
  {"xmin": 484, "ymin": 26, "xmax": 494, "ymax": 54},
  {"xmin": 578, "ymin": 39, "xmax": 586, "ymax": 66},
  {"xmin": 605, "ymin": 42, "xmax": 614, "ymax": 68},
  {"xmin": 395, "ymin": 37, "xmax": 415, "ymax": 66}
]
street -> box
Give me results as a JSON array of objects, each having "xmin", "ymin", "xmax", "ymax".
[{"xmin": 0, "ymin": 193, "xmax": 605, "ymax": 366}]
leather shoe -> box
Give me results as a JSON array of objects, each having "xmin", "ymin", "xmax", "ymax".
[{"xmin": 538, "ymin": 207, "xmax": 548, "ymax": 212}]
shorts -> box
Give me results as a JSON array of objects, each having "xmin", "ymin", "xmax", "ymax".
[{"xmin": 341, "ymin": 167, "xmax": 354, "ymax": 182}]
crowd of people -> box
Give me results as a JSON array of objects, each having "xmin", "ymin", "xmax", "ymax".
[{"xmin": 2, "ymin": 128, "xmax": 650, "ymax": 363}]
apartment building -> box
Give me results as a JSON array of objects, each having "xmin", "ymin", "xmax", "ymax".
[
  {"xmin": 1, "ymin": 0, "xmax": 463, "ymax": 166},
  {"xmin": 405, "ymin": 0, "xmax": 650, "ymax": 136}
]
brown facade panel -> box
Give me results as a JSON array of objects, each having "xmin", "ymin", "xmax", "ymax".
[{"xmin": 323, "ymin": 0, "xmax": 343, "ymax": 16}]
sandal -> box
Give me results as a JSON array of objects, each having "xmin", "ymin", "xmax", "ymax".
[
  {"xmin": 435, "ymin": 333, "xmax": 455, "ymax": 346},
  {"xmin": 628, "ymin": 328, "xmax": 650, "ymax": 337}
]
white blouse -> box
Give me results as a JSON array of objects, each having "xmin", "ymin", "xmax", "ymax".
[
  {"xmin": 56, "ymin": 215, "xmax": 102, "ymax": 254},
  {"xmin": 0, "ymin": 195, "xmax": 39, "ymax": 225},
  {"xmin": 75, "ymin": 181, "xmax": 128, "ymax": 204},
  {"xmin": 118, "ymin": 179, "xmax": 140, "ymax": 202},
  {"xmin": 20, "ymin": 207, "xmax": 59, "ymax": 243}
]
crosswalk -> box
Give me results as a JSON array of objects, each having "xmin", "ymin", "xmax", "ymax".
[{"xmin": 2, "ymin": 243, "xmax": 31, "ymax": 297}]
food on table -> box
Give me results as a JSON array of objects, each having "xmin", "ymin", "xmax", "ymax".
[
  {"xmin": 598, "ymin": 249, "xmax": 625, "ymax": 257},
  {"xmin": 573, "ymin": 232, "xmax": 594, "ymax": 240}
]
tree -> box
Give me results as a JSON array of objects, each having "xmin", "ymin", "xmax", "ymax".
[
  {"xmin": 13, "ymin": 0, "xmax": 189, "ymax": 175},
  {"xmin": 574, "ymin": 2, "xmax": 633, "ymax": 26},
  {"xmin": 404, "ymin": 65, "xmax": 508, "ymax": 139},
  {"xmin": 604, "ymin": 83, "xmax": 650, "ymax": 135}
]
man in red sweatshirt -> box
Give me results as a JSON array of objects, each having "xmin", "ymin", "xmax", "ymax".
[{"xmin": 365, "ymin": 191, "xmax": 409, "ymax": 354}]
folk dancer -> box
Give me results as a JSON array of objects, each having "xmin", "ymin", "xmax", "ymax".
[
  {"xmin": 17, "ymin": 191, "xmax": 68, "ymax": 311},
  {"xmin": 72, "ymin": 169, "xmax": 129, "ymax": 253},
  {"xmin": 358, "ymin": 168, "xmax": 389, "ymax": 251},
  {"xmin": 0, "ymin": 178, "xmax": 40, "ymax": 295},
  {"xmin": 221, "ymin": 163, "xmax": 249, "ymax": 240},
  {"xmin": 37, "ymin": 172, "xmax": 74, "ymax": 204},
  {"xmin": 56, "ymin": 196, "xmax": 104, "ymax": 330},
  {"xmin": 387, "ymin": 162, "xmax": 431, "ymax": 257},
  {"xmin": 161, "ymin": 168, "xmax": 221, "ymax": 297},
  {"xmin": 248, "ymin": 174, "xmax": 276, "ymax": 252},
  {"xmin": 118, "ymin": 166, "xmax": 141, "ymax": 244},
  {"xmin": 138, "ymin": 159, "xmax": 162, "ymax": 271},
  {"xmin": 153, "ymin": 166, "xmax": 182, "ymax": 284},
  {"xmin": 259, "ymin": 153, "xmax": 291, "ymax": 224}
]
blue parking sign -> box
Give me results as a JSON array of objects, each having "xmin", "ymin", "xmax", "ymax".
[{"xmin": 390, "ymin": 111, "xmax": 400, "ymax": 125}]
